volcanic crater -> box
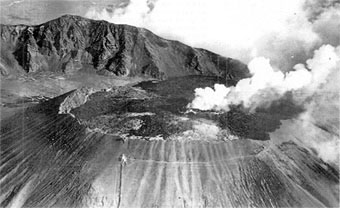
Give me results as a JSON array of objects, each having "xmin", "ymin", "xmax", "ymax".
[{"xmin": 0, "ymin": 15, "xmax": 339, "ymax": 208}]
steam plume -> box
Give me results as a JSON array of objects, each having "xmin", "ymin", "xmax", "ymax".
[
  {"xmin": 188, "ymin": 45, "xmax": 339, "ymax": 112},
  {"xmin": 188, "ymin": 44, "xmax": 339, "ymax": 164}
]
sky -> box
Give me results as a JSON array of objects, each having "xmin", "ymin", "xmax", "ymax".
[{"xmin": 0, "ymin": 0, "xmax": 124, "ymax": 25}]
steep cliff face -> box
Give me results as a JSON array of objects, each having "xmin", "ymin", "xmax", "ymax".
[{"xmin": 0, "ymin": 15, "xmax": 248, "ymax": 82}]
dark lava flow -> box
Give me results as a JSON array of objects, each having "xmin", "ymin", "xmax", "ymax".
[{"xmin": 70, "ymin": 75, "xmax": 305, "ymax": 141}]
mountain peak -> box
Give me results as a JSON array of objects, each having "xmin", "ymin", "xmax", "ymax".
[
  {"xmin": 59, "ymin": 14, "xmax": 81, "ymax": 19},
  {"xmin": 46, "ymin": 14, "xmax": 95, "ymax": 25}
]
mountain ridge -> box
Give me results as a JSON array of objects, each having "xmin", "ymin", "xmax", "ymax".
[{"xmin": 0, "ymin": 14, "xmax": 249, "ymax": 83}]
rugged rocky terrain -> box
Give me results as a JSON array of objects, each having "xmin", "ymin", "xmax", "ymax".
[
  {"xmin": 0, "ymin": 15, "xmax": 248, "ymax": 83},
  {"xmin": 1, "ymin": 76, "xmax": 339, "ymax": 207}
]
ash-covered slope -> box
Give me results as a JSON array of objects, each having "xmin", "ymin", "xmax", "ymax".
[
  {"xmin": 1, "ymin": 77, "xmax": 338, "ymax": 208},
  {"xmin": 0, "ymin": 15, "xmax": 248, "ymax": 82}
]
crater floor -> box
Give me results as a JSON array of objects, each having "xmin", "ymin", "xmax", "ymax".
[{"xmin": 0, "ymin": 76, "xmax": 339, "ymax": 207}]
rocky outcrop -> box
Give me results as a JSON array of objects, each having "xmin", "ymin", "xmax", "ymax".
[
  {"xmin": 58, "ymin": 87, "xmax": 97, "ymax": 117},
  {"xmin": 0, "ymin": 15, "xmax": 249, "ymax": 83}
]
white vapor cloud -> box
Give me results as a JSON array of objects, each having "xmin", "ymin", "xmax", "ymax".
[
  {"xmin": 188, "ymin": 45, "xmax": 339, "ymax": 112},
  {"xmin": 189, "ymin": 44, "xmax": 340, "ymax": 164}
]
